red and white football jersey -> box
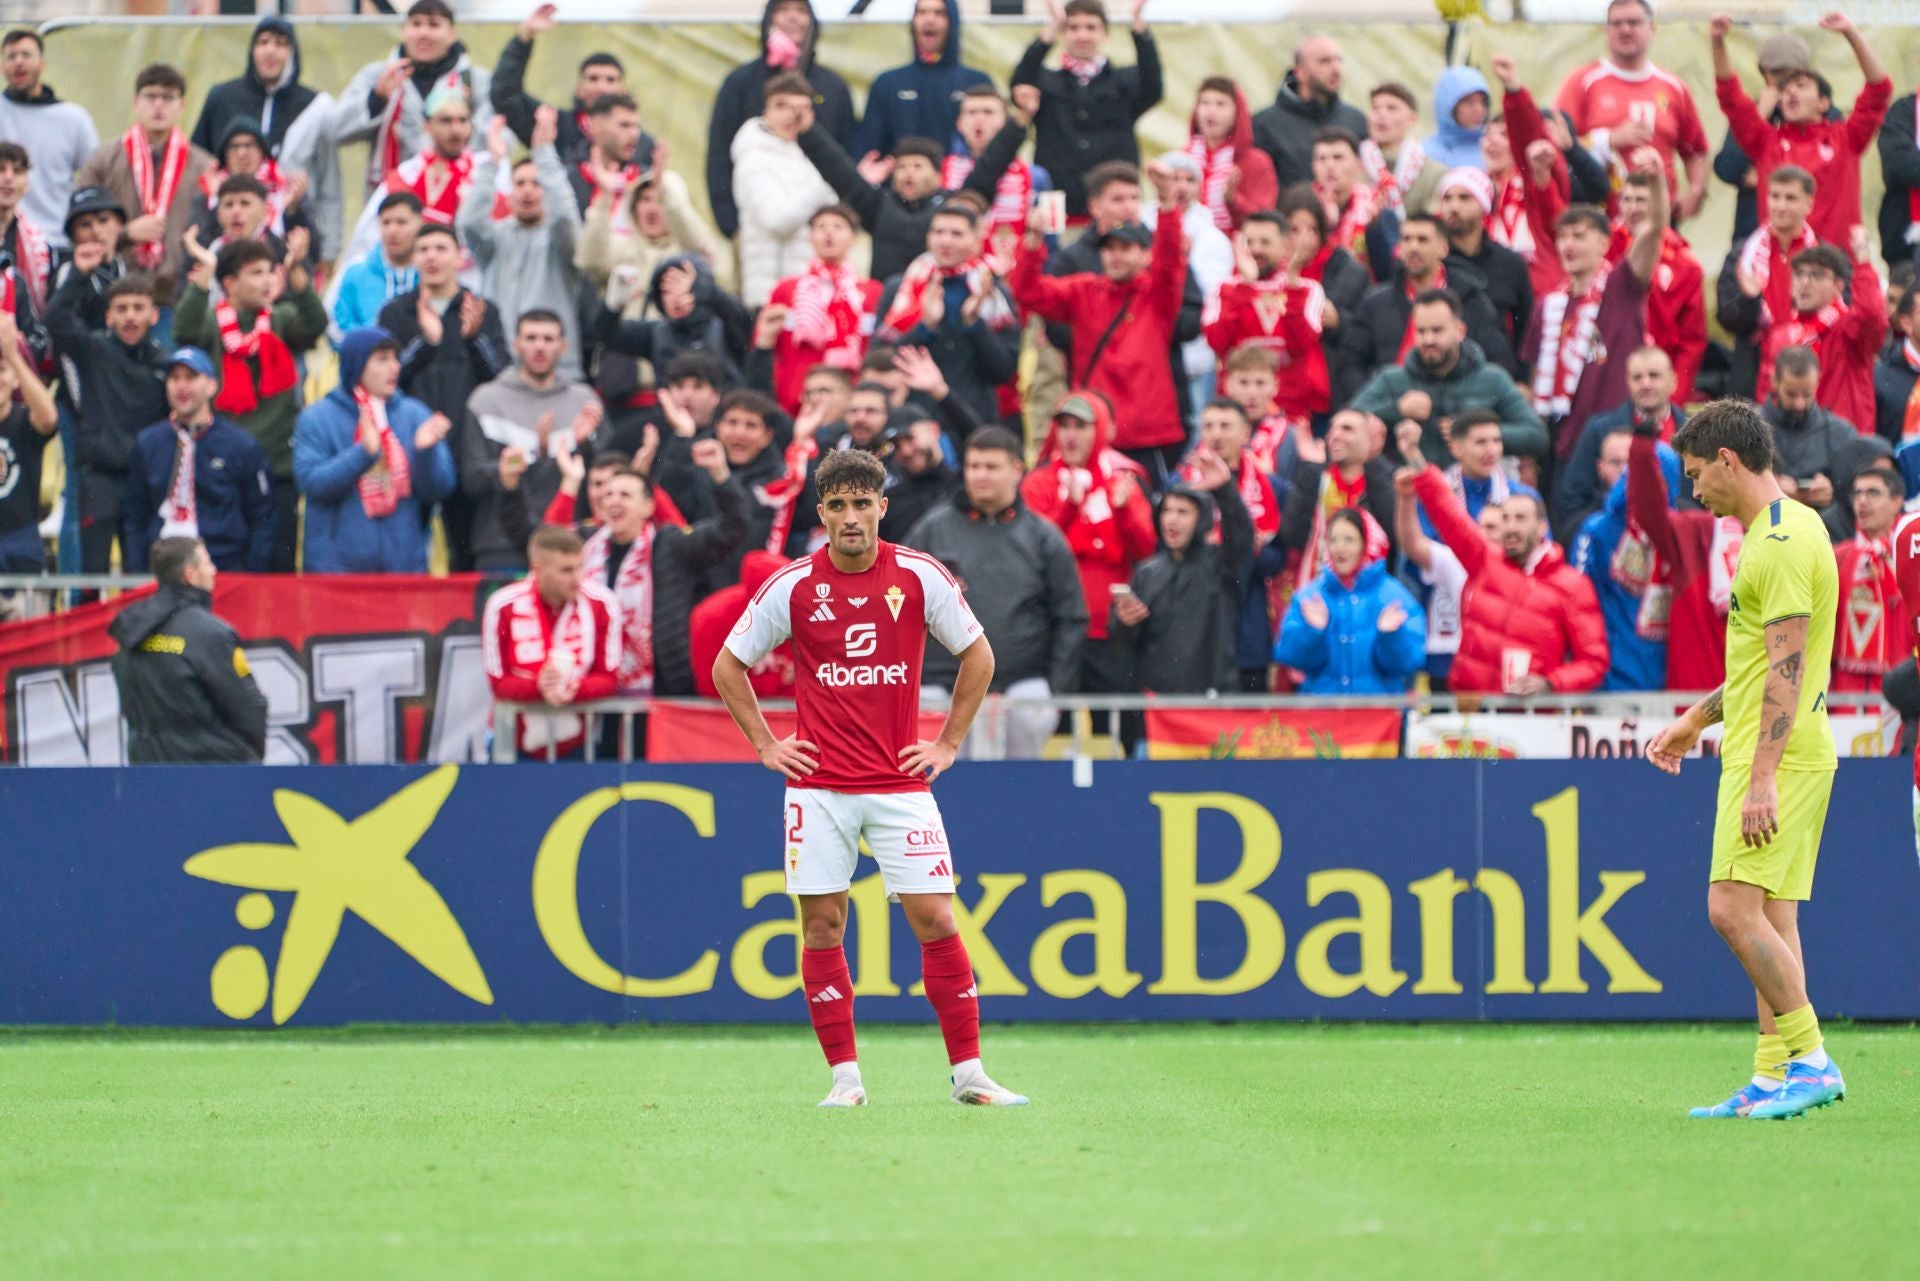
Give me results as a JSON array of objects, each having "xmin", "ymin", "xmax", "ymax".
[
  {"xmin": 725, "ymin": 542, "xmax": 984, "ymax": 794},
  {"xmin": 1893, "ymin": 513, "xmax": 1920, "ymax": 786},
  {"xmin": 1554, "ymin": 60, "xmax": 1708, "ymax": 190}
]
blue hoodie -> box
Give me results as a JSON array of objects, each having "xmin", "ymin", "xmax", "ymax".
[
  {"xmin": 1568, "ymin": 443, "xmax": 1681, "ymax": 692},
  {"xmin": 1427, "ymin": 66, "xmax": 1491, "ymax": 170},
  {"xmin": 1275, "ymin": 559, "xmax": 1428, "ymax": 694},
  {"xmin": 856, "ymin": 0, "xmax": 991, "ymax": 156},
  {"xmin": 292, "ymin": 326, "xmax": 455, "ymax": 574}
]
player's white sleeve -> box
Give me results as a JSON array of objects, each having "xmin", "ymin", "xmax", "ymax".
[
  {"xmin": 903, "ymin": 552, "xmax": 986, "ymax": 656},
  {"xmin": 724, "ymin": 561, "xmax": 805, "ymax": 666}
]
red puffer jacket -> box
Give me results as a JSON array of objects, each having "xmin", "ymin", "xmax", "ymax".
[
  {"xmin": 1022, "ymin": 391, "xmax": 1158, "ymax": 641},
  {"xmin": 1413, "ymin": 466, "xmax": 1609, "ymax": 692}
]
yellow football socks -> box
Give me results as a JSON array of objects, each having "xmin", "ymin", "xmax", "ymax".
[
  {"xmin": 1775, "ymin": 1005, "xmax": 1823, "ymax": 1061},
  {"xmin": 1753, "ymin": 1033, "xmax": 1789, "ymax": 1082}
]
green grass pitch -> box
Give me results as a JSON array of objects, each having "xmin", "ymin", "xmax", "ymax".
[{"xmin": 5, "ymin": 1023, "xmax": 1916, "ymax": 1280}]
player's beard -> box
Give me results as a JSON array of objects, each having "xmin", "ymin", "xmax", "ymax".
[{"xmin": 836, "ymin": 525, "xmax": 873, "ymax": 555}]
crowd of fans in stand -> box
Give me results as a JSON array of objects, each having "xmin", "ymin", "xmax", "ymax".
[{"xmin": 4, "ymin": 0, "xmax": 1920, "ymax": 755}]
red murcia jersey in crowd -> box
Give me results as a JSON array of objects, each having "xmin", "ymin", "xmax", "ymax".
[
  {"xmin": 1893, "ymin": 513, "xmax": 1920, "ymax": 788},
  {"xmin": 725, "ymin": 542, "xmax": 984, "ymax": 794}
]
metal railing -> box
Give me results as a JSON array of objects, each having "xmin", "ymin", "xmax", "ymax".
[
  {"xmin": 0, "ymin": 573, "xmax": 154, "ymax": 619},
  {"xmin": 492, "ymin": 691, "xmax": 1901, "ymax": 764}
]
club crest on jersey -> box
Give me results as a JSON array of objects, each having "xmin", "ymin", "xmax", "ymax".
[{"xmin": 885, "ymin": 584, "xmax": 905, "ymax": 620}]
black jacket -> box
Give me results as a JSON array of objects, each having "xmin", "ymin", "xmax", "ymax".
[
  {"xmin": 592, "ymin": 255, "xmax": 753, "ymax": 391},
  {"xmin": 1763, "ymin": 398, "xmax": 1885, "ymax": 537},
  {"xmin": 882, "ymin": 459, "xmax": 959, "ymax": 544},
  {"xmin": 378, "ymin": 288, "xmax": 510, "ymax": 420},
  {"xmin": 46, "ymin": 267, "xmax": 168, "ymax": 484},
  {"xmin": 109, "ymin": 581, "xmax": 267, "ymax": 764},
  {"xmin": 905, "ymin": 491, "xmax": 1087, "ymax": 692},
  {"xmin": 705, "ymin": 1, "xmax": 856, "ymax": 239},
  {"xmin": 491, "ymin": 33, "xmax": 657, "ymax": 179},
  {"xmin": 797, "ymin": 118, "xmax": 1021, "ymax": 283},
  {"xmin": 638, "ymin": 475, "xmax": 751, "ymax": 694},
  {"xmin": 1010, "ymin": 28, "xmax": 1163, "ymax": 217},
  {"xmin": 1339, "ymin": 255, "xmax": 1519, "ymax": 403},
  {"xmin": 1449, "ymin": 235, "xmax": 1533, "ymax": 365},
  {"xmin": 1875, "ymin": 339, "xmax": 1918, "ymax": 444},
  {"xmin": 1280, "ymin": 457, "xmax": 1398, "ymax": 561},
  {"xmin": 1111, "ymin": 481, "xmax": 1254, "ymax": 694},
  {"xmin": 874, "ymin": 273, "xmax": 1020, "ymax": 425},
  {"xmin": 1716, "ymin": 245, "xmax": 1766, "ymax": 402},
  {"xmin": 188, "ymin": 17, "xmax": 318, "ymax": 158},
  {"xmin": 1251, "ymin": 72, "xmax": 1369, "ymax": 190},
  {"xmin": 1880, "ymin": 93, "xmax": 1920, "ymax": 269}
]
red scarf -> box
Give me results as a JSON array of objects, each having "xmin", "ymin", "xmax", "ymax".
[
  {"xmin": 1186, "ymin": 135, "xmax": 1236, "ymax": 231},
  {"xmin": 1061, "ymin": 53, "xmax": 1107, "ymax": 86},
  {"xmin": 1395, "ymin": 264, "xmax": 1446, "ymax": 363},
  {"xmin": 1296, "ymin": 240, "xmax": 1335, "ymax": 284},
  {"xmin": 577, "ymin": 159, "xmax": 639, "ymax": 205},
  {"xmin": 1769, "ymin": 300, "xmax": 1846, "ymax": 361},
  {"xmin": 941, "ymin": 152, "xmax": 1034, "ymax": 236},
  {"xmin": 1837, "ymin": 533, "xmax": 1900, "ymax": 677},
  {"xmin": 389, "ymin": 149, "xmax": 475, "ymax": 225},
  {"xmin": 762, "ymin": 434, "xmax": 820, "ymax": 555},
  {"xmin": 160, "ymin": 420, "xmax": 206, "ymax": 538},
  {"xmin": 1297, "ymin": 465, "xmax": 1387, "ymax": 589},
  {"xmin": 880, "ymin": 252, "xmax": 1010, "ymax": 335},
  {"xmin": 581, "ymin": 525, "xmax": 656, "ymax": 691},
  {"xmin": 787, "ymin": 257, "xmax": 866, "ymax": 349},
  {"xmin": 1530, "ymin": 269, "xmax": 1609, "ymax": 417},
  {"xmin": 123, "ymin": 126, "xmax": 189, "ymax": 270},
  {"xmin": 1318, "ymin": 182, "xmax": 1375, "ymax": 264},
  {"xmin": 1737, "ymin": 222, "xmax": 1818, "ymax": 330},
  {"xmin": 213, "ymin": 300, "xmax": 297, "ymax": 416},
  {"xmin": 353, "ymin": 386, "xmax": 412, "ymax": 519},
  {"xmin": 2, "ymin": 212, "xmax": 49, "ymax": 317},
  {"xmin": 1246, "ymin": 413, "xmax": 1295, "ymax": 477},
  {"xmin": 1179, "ymin": 451, "xmax": 1279, "ymax": 545},
  {"xmin": 1360, "ymin": 137, "xmax": 1427, "ymax": 212},
  {"xmin": 1490, "ymin": 171, "xmax": 1535, "ymax": 263}
]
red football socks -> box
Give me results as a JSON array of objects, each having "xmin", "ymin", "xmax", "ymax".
[
  {"xmin": 920, "ymin": 933, "xmax": 981, "ymax": 1066},
  {"xmin": 801, "ymin": 945, "xmax": 857, "ymax": 1067}
]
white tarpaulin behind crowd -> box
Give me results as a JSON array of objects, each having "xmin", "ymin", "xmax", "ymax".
[{"xmin": 1406, "ymin": 709, "xmax": 1901, "ymax": 759}]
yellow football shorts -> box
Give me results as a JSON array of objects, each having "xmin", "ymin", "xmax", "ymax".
[{"xmin": 1711, "ymin": 765, "xmax": 1834, "ymax": 901}]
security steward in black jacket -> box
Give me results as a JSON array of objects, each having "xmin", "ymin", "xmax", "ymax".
[{"xmin": 109, "ymin": 536, "xmax": 267, "ymax": 763}]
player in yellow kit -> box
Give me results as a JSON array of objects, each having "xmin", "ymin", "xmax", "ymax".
[{"xmin": 1647, "ymin": 400, "xmax": 1843, "ymax": 1120}]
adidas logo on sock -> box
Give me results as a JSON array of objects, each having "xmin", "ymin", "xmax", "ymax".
[
  {"xmin": 810, "ymin": 984, "xmax": 844, "ymax": 1003},
  {"xmin": 960, "ymin": 984, "xmax": 977, "ymax": 999},
  {"xmin": 928, "ymin": 859, "xmax": 950, "ymax": 877},
  {"xmin": 809, "ymin": 602, "xmax": 836, "ymax": 622}
]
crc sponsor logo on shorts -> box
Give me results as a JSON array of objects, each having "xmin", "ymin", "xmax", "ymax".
[
  {"xmin": 904, "ymin": 827, "xmax": 949, "ymax": 853},
  {"xmin": 814, "ymin": 662, "xmax": 909, "ymax": 687}
]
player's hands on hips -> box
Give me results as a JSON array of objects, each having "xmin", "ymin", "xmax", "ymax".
[
  {"xmin": 899, "ymin": 739, "xmax": 958, "ymax": 783},
  {"xmin": 758, "ymin": 735, "xmax": 819, "ymax": 780},
  {"xmin": 1742, "ymin": 775, "xmax": 1779, "ymax": 847},
  {"xmin": 1646, "ymin": 715, "xmax": 1699, "ymax": 775}
]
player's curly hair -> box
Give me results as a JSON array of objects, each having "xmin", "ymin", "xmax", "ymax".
[
  {"xmin": 1671, "ymin": 399, "xmax": 1776, "ymax": 475},
  {"xmin": 815, "ymin": 450, "xmax": 888, "ymax": 498}
]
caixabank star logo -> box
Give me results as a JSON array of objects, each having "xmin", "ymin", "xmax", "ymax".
[{"xmin": 182, "ymin": 765, "xmax": 493, "ymax": 1023}]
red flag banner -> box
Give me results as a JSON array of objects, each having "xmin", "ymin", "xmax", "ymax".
[
  {"xmin": 1144, "ymin": 705, "xmax": 1404, "ymax": 759},
  {"xmin": 647, "ymin": 701, "xmax": 947, "ymax": 763},
  {"xmin": 0, "ymin": 574, "xmax": 497, "ymax": 765}
]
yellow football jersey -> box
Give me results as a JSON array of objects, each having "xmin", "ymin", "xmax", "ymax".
[{"xmin": 1720, "ymin": 497, "xmax": 1836, "ymax": 772}]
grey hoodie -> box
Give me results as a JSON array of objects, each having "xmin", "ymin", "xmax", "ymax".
[
  {"xmin": 460, "ymin": 367, "xmax": 603, "ymax": 569},
  {"xmin": 456, "ymin": 145, "xmax": 583, "ymax": 378}
]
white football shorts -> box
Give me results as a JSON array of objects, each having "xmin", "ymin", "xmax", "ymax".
[{"xmin": 782, "ymin": 787, "xmax": 956, "ymax": 897}]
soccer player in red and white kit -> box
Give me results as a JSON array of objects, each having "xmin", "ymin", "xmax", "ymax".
[
  {"xmin": 712, "ymin": 448, "xmax": 1027, "ymax": 1108},
  {"xmin": 1891, "ymin": 510, "xmax": 1920, "ymax": 862}
]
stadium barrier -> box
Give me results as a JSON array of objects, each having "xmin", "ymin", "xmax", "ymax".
[
  {"xmin": 1, "ymin": 758, "xmax": 1913, "ymax": 1026},
  {"xmin": 1, "ymin": 572, "xmax": 1900, "ymax": 763}
]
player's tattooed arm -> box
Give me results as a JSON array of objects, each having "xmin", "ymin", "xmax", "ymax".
[
  {"xmin": 1753, "ymin": 615, "xmax": 1810, "ymax": 776},
  {"xmin": 1694, "ymin": 685, "xmax": 1725, "ymax": 727}
]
